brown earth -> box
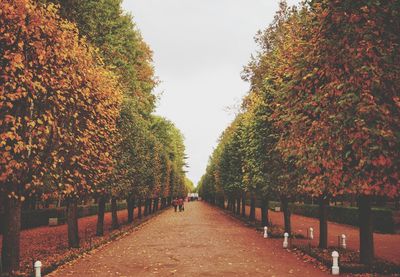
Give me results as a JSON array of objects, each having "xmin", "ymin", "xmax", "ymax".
[
  {"xmin": 245, "ymin": 206, "xmax": 400, "ymax": 264},
  {"xmin": 49, "ymin": 201, "xmax": 329, "ymax": 277}
]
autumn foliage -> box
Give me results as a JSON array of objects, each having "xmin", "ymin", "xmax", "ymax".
[
  {"xmin": 1, "ymin": 0, "xmax": 190, "ymax": 274},
  {"xmin": 199, "ymin": 0, "xmax": 399, "ymax": 266}
]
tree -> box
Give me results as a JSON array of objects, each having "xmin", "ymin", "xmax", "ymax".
[
  {"xmin": 0, "ymin": 0, "xmax": 121, "ymax": 272},
  {"xmin": 241, "ymin": 1, "xmax": 303, "ymax": 233},
  {"xmin": 275, "ymin": 0, "xmax": 400, "ymax": 263}
]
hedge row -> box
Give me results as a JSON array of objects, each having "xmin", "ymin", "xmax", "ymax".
[
  {"xmin": 242, "ymin": 199, "xmax": 395, "ymax": 233},
  {"xmin": 0, "ymin": 202, "xmax": 127, "ymax": 234},
  {"xmin": 268, "ymin": 201, "xmax": 395, "ymax": 234}
]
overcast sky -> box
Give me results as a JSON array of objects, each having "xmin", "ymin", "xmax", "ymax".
[{"xmin": 122, "ymin": 0, "xmax": 300, "ymax": 185}]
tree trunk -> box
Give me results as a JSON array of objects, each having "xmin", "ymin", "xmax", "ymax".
[
  {"xmin": 359, "ymin": 195, "xmax": 374, "ymax": 265},
  {"xmin": 30, "ymin": 196, "xmax": 37, "ymax": 210},
  {"xmin": 261, "ymin": 198, "xmax": 269, "ymax": 226},
  {"xmin": 96, "ymin": 195, "xmax": 106, "ymax": 236},
  {"xmin": 153, "ymin": 198, "xmax": 158, "ymax": 213},
  {"xmin": 138, "ymin": 199, "xmax": 142, "ymax": 219},
  {"xmin": 148, "ymin": 198, "xmax": 153, "ymax": 214},
  {"xmin": 67, "ymin": 198, "xmax": 79, "ymax": 248},
  {"xmin": 281, "ymin": 195, "xmax": 291, "ymax": 235},
  {"xmin": 111, "ymin": 197, "xmax": 119, "ymax": 230},
  {"xmin": 144, "ymin": 199, "xmax": 148, "ymax": 216},
  {"xmin": 22, "ymin": 196, "xmax": 30, "ymax": 210},
  {"xmin": 1, "ymin": 195, "xmax": 22, "ymax": 273},
  {"xmin": 250, "ymin": 195, "xmax": 256, "ymax": 221},
  {"xmin": 127, "ymin": 195, "xmax": 134, "ymax": 223},
  {"xmin": 241, "ymin": 192, "xmax": 246, "ymax": 217},
  {"xmin": 318, "ymin": 195, "xmax": 329, "ymax": 249},
  {"xmin": 236, "ymin": 197, "xmax": 241, "ymax": 215}
]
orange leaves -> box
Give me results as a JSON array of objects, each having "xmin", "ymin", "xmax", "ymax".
[
  {"xmin": 240, "ymin": 0, "xmax": 400, "ymax": 199},
  {"xmin": 0, "ymin": 0, "xmax": 122, "ymax": 199}
]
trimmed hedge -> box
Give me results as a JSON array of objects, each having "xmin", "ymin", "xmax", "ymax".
[
  {"xmin": 0, "ymin": 202, "xmax": 127, "ymax": 234},
  {"xmin": 267, "ymin": 201, "xmax": 395, "ymax": 233}
]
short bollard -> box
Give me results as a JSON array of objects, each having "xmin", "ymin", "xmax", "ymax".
[
  {"xmin": 331, "ymin": 251, "xmax": 339, "ymax": 275},
  {"xmin": 263, "ymin": 226, "xmax": 268, "ymax": 238},
  {"xmin": 309, "ymin": 227, "xmax": 314, "ymax": 240},
  {"xmin": 34, "ymin": 261, "xmax": 42, "ymax": 277},
  {"xmin": 341, "ymin": 234, "xmax": 346, "ymax": 249},
  {"xmin": 283, "ymin": 232, "xmax": 289, "ymax": 248}
]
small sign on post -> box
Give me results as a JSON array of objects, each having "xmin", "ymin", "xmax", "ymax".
[
  {"xmin": 341, "ymin": 234, "xmax": 346, "ymax": 249},
  {"xmin": 331, "ymin": 251, "xmax": 339, "ymax": 275},
  {"xmin": 283, "ymin": 232, "xmax": 289, "ymax": 248},
  {"xmin": 34, "ymin": 261, "xmax": 42, "ymax": 277}
]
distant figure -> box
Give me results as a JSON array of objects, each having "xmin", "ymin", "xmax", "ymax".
[
  {"xmin": 178, "ymin": 197, "xmax": 184, "ymax": 212},
  {"xmin": 172, "ymin": 198, "xmax": 178, "ymax": 212}
]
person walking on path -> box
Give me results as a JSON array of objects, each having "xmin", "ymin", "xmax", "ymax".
[
  {"xmin": 178, "ymin": 197, "xmax": 184, "ymax": 212},
  {"xmin": 172, "ymin": 198, "xmax": 178, "ymax": 212}
]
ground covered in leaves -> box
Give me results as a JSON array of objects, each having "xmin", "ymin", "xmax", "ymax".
[
  {"xmin": 0, "ymin": 208, "xmax": 146, "ymax": 276},
  {"xmin": 245, "ymin": 206, "xmax": 400, "ymax": 265},
  {"xmin": 49, "ymin": 201, "xmax": 328, "ymax": 277}
]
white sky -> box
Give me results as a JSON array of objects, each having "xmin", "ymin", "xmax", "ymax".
[{"xmin": 122, "ymin": 0, "xmax": 300, "ymax": 185}]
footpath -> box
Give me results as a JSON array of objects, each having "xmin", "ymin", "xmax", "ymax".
[{"xmin": 49, "ymin": 201, "xmax": 328, "ymax": 276}]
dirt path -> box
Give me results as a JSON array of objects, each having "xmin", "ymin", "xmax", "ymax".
[
  {"xmin": 49, "ymin": 201, "xmax": 328, "ymax": 277},
  {"xmin": 246, "ymin": 206, "xmax": 400, "ymax": 264}
]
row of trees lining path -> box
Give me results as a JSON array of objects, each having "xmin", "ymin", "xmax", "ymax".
[
  {"xmin": 0, "ymin": 0, "xmax": 192, "ymax": 274},
  {"xmin": 0, "ymin": 202, "xmax": 169, "ymax": 274},
  {"xmin": 198, "ymin": 0, "xmax": 399, "ymax": 266}
]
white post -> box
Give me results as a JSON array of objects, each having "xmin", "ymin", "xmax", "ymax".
[
  {"xmin": 34, "ymin": 261, "xmax": 42, "ymax": 277},
  {"xmin": 341, "ymin": 234, "xmax": 346, "ymax": 249},
  {"xmin": 283, "ymin": 232, "xmax": 289, "ymax": 248},
  {"xmin": 309, "ymin": 227, "xmax": 314, "ymax": 240},
  {"xmin": 263, "ymin": 226, "xmax": 268, "ymax": 238},
  {"xmin": 331, "ymin": 251, "xmax": 339, "ymax": 275}
]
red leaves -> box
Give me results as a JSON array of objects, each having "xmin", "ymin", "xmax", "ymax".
[{"xmin": 371, "ymin": 155, "xmax": 392, "ymax": 167}]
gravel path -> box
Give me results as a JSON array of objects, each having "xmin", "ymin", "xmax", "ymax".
[{"xmin": 49, "ymin": 201, "xmax": 328, "ymax": 277}]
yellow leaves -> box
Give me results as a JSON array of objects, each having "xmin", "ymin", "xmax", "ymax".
[
  {"xmin": 0, "ymin": 0, "xmax": 123, "ymax": 198},
  {"xmin": 11, "ymin": 53, "xmax": 24, "ymax": 70},
  {"xmin": 13, "ymin": 141, "xmax": 25, "ymax": 154}
]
